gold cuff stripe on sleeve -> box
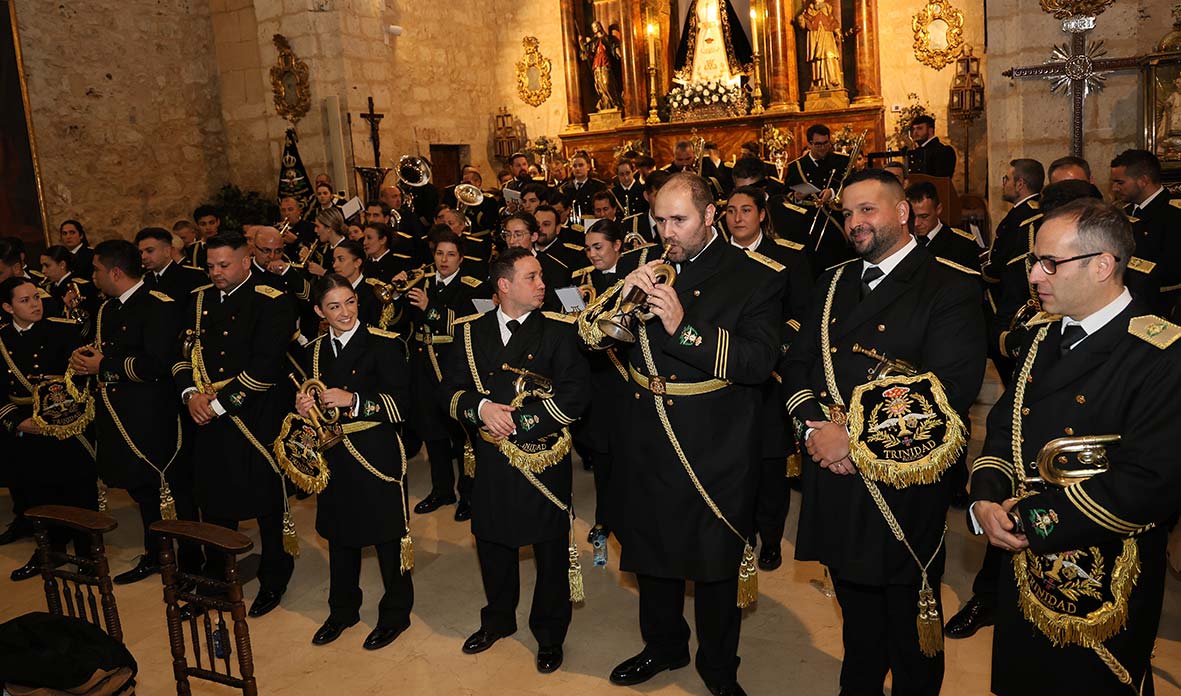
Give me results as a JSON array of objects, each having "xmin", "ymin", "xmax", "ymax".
[
  {"xmin": 971, "ymin": 455, "xmax": 1012, "ymax": 474},
  {"xmin": 786, "ymin": 319, "xmax": 801, "ymax": 332},
  {"xmin": 239, "ymin": 372, "xmax": 274, "ymax": 391},
  {"xmin": 542, "ymin": 397, "xmax": 575, "ymax": 425},
  {"xmin": 380, "ymin": 393, "xmax": 402, "ymax": 423},
  {"xmin": 0, "ymin": 403, "xmax": 17, "ymax": 420},
  {"xmin": 171, "ymin": 362, "xmax": 191, "ymax": 377},
  {"xmin": 1064, "ymin": 485, "xmax": 1143, "ymax": 535},
  {"xmin": 121, "ymin": 357, "xmax": 135, "ymax": 382},
  {"xmin": 449, "ymin": 390, "xmax": 465, "ymax": 420},
  {"xmin": 786, "ymin": 389, "xmax": 815, "ymax": 413},
  {"xmin": 446, "ymin": 308, "xmax": 456, "ymax": 337},
  {"xmin": 715, "ymin": 327, "xmax": 730, "ymax": 380}
]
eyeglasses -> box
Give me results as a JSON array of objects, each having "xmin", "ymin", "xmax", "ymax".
[
  {"xmin": 1027, "ymin": 251, "xmax": 1116, "ymax": 275},
  {"xmin": 254, "ymin": 245, "xmax": 284, "ymax": 257},
  {"xmin": 501, "ymin": 230, "xmax": 531, "ymax": 241}
]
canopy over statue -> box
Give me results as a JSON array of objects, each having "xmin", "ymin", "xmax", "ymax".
[{"xmin": 673, "ymin": 0, "xmax": 753, "ymax": 86}]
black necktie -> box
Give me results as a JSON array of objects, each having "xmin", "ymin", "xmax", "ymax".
[
  {"xmin": 916, "ymin": 235, "xmax": 929, "ymax": 247},
  {"xmin": 506, "ymin": 319, "xmax": 520, "ymax": 334},
  {"xmin": 1060, "ymin": 323, "xmax": 1086, "ymax": 356},
  {"xmin": 332, "ymin": 338, "xmax": 343, "ymax": 357},
  {"xmin": 860, "ymin": 266, "xmax": 884, "ymax": 299}
]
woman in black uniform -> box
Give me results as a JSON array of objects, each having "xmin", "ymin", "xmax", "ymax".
[
  {"xmin": 39, "ymin": 245, "xmax": 99, "ymax": 338},
  {"xmin": 297, "ymin": 274, "xmax": 414, "ymax": 651},
  {"xmin": 0, "ymin": 277, "xmax": 97, "ymax": 581}
]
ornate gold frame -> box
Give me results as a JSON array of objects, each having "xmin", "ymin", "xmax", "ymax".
[
  {"xmin": 911, "ymin": 1, "xmax": 966, "ymax": 71},
  {"xmin": 269, "ymin": 34, "xmax": 311, "ymax": 125},
  {"xmin": 1039, "ymin": 0, "xmax": 1115, "ymax": 20},
  {"xmin": 516, "ymin": 36, "xmax": 553, "ymax": 108},
  {"xmin": 7, "ymin": 0, "xmax": 49, "ymax": 245}
]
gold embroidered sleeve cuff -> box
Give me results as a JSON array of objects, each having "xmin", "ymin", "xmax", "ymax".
[{"xmin": 1063, "ymin": 484, "xmax": 1150, "ymax": 536}]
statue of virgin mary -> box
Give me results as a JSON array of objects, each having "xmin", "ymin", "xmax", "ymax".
[{"xmin": 673, "ymin": 0, "xmax": 753, "ymax": 86}]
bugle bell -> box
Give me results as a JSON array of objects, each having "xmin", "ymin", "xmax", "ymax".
[
  {"xmin": 596, "ymin": 247, "xmax": 677, "ymax": 344},
  {"xmin": 502, "ymin": 363, "xmax": 554, "ymax": 407},
  {"xmin": 1035, "ymin": 434, "xmax": 1120, "ymax": 487},
  {"xmin": 398, "ymin": 155, "xmax": 432, "ymax": 188},
  {"xmin": 290, "ymin": 375, "xmax": 343, "ymax": 449},
  {"xmin": 454, "ymin": 183, "xmax": 485, "ymax": 216}
]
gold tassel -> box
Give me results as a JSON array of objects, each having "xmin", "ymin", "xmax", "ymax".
[
  {"xmin": 786, "ymin": 453, "xmax": 802, "ymax": 478},
  {"xmin": 916, "ymin": 579, "xmax": 943, "ymax": 657},
  {"xmin": 737, "ymin": 543, "xmax": 758, "ymax": 608},
  {"xmin": 463, "ymin": 440, "xmax": 476, "ymax": 477},
  {"xmin": 97, "ymin": 480, "xmax": 109, "ymax": 512},
  {"xmin": 158, "ymin": 478, "xmax": 177, "ymax": 521},
  {"xmin": 567, "ymin": 541, "xmax": 585, "ymax": 603},
  {"xmin": 282, "ymin": 511, "xmax": 300, "ymax": 558},
  {"xmin": 400, "ymin": 534, "xmax": 415, "ymax": 574}
]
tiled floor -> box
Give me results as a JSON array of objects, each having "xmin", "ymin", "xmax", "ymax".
[{"xmin": 2, "ymin": 367, "xmax": 1179, "ymax": 695}]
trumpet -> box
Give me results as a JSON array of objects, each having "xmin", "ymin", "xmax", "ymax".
[
  {"xmin": 289, "ymin": 375, "xmax": 343, "ymax": 449},
  {"xmin": 596, "ymin": 245, "xmax": 677, "ymax": 344},
  {"xmin": 1034, "ymin": 434, "xmax": 1120, "ymax": 487},
  {"xmin": 502, "ymin": 363, "xmax": 554, "ymax": 408},
  {"xmin": 373, "ymin": 267, "xmax": 428, "ymax": 304},
  {"xmin": 851, "ymin": 344, "xmax": 918, "ymax": 380},
  {"xmin": 64, "ymin": 279, "xmax": 90, "ymax": 325}
]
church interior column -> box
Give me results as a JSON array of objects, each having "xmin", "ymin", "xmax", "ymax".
[
  {"xmin": 765, "ymin": 0, "xmax": 801, "ymax": 112},
  {"xmin": 852, "ymin": 0, "xmax": 883, "ymax": 105},
  {"xmin": 619, "ymin": 0, "xmax": 647, "ymax": 126},
  {"xmin": 560, "ymin": 0, "xmax": 588, "ymax": 133}
]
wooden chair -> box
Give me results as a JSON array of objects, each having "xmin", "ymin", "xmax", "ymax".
[
  {"xmin": 24, "ymin": 504, "xmax": 122, "ymax": 643},
  {"xmin": 151, "ymin": 520, "xmax": 256, "ymax": 696}
]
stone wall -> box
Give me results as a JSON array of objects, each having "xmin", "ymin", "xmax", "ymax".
[{"xmin": 15, "ymin": 0, "xmax": 230, "ymax": 241}]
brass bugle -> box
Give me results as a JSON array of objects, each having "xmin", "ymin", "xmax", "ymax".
[
  {"xmin": 289, "ymin": 374, "xmax": 341, "ymax": 427},
  {"xmin": 596, "ymin": 245, "xmax": 677, "ymax": 344},
  {"xmin": 1035, "ymin": 434, "xmax": 1121, "ymax": 487},
  {"xmin": 852, "ymin": 344, "xmax": 918, "ymax": 380},
  {"xmin": 502, "ymin": 362, "xmax": 554, "ymax": 407}
]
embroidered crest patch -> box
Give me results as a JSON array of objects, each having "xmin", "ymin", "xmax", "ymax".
[
  {"xmin": 1029, "ymin": 508, "xmax": 1059, "ymax": 538},
  {"xmin": 426, "ymin": 308, "xmax": 440, "ymax": 321},
  {"xmin": 363, "ymin": 400, "xmax": 380, "ymax": 416},
  {"xmin": 464, "ymin": 407, "xmax": 477, "ymax": 424},
  {"xmin": 227, "ymin": 390, "xmax": 244, "ymax": 407},
  {"xmin": 678, "ymin": 325, "xmax": 702, "ymax": 347},
  {"xmin": 520, "ymin": 413, "xmax": 540, "ymax": 431},
  {"xmin": 101, "ymin": 370, "xmax": 120, "ymax": 382}
]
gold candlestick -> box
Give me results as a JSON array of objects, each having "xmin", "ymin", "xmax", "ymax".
[
  {"xmin": 647, "ymin": 23, "xmax": 661, "ymax": 124},
  {"xmin": 749, "ymin": 8, "xmax": 764, "ymax": 115}
]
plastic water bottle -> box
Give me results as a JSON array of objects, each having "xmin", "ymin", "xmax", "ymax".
[{"xmin": 592, "ymin": 530, "xmax": 609, "ymax": 567}]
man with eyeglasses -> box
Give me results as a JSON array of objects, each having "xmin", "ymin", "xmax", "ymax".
[
  {"xmin": 499, "ymin": 213, "xmax": 566, "ymax": 312},
  {"xmin": 249, "ymin": 226, "xmax": 311, "ymax": 304},
  {"xmin": 969, "ymin": 198, "xmax": 1181, "ymax": 696}
]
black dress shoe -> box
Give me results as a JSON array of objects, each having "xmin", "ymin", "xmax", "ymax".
[
  {"xmin": 312, "ymin": 617, "xmax": 358, "ymax": 645},
  {"xmin": 706, "ymin": 682, "xmax": 748, "ymax": 696},
  {"xmin": 757, "ymin": 546, "xmax": 782, "ymax": 572},
  {"xmin": 414, "ymin": 493, "xmax": 457, "ymax": 515},
  {"xmin": 536, "ymin": 644, "xmax": 563, "ymax": 673},
  {"xmin": 113, "ymin": 556, "xmax": 161, "ymax": 585},
  {"xmin": 248, "ymin": 589, "xmax": 284, "ymax": 618},
  {"xmin": 944, "ymin": 596, "xmax": 994, "ymax": 639},
  {"xmin": 609, "ymin": 651, "xmax": 692, "ymax": 686},
  {"xmin": 0, "ymin": 520, "xmax": 32, "ymax": 546},
  {"xmin": 10, "ymin": 556, "xmax": 40, "ymax": 582},
  {"xmin": 363, "ymin": 623, "xmax": 409, "ymax": 651},
  {"xmin": 462, "ymin": 628, "xmax": 509, "ymax": 654},
  {"xmin": 453, "ymin": 499, "xmax": 472, "ymax": 522}
]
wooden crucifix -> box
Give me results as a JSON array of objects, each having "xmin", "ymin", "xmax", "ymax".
[
  {"xmin": 358, "ymin": 96, "xmax": 385, "ymax": 168},
  {"xmin": 1003, "ymin": 16, "xmax": 1141, "ymax": 157}
]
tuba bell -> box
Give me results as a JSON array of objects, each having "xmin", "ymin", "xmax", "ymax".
[
  {"xmin": 398, "ymin": 155, "xmax": 432, "ymax": 188},
  {"xmin": 595, "ymin": 245, "xmax": 677, "ymax": 344},
  {"xmin": 1034, "ymin": 434, "xmax": 1120, "ymax": 487}
]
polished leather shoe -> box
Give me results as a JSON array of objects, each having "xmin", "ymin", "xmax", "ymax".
[
  {"xmin": 9, "ymin": 556, "xmax": 40, "ymax": 582},
  {"xmin": 944, "ymin": 596, "xmax": 993, "ymax": 639},
  {"xmin": 312, "ymin": 617, "xmax": 358, "ymax": 645},
  {"xmin": 706, "ymin": 682, "xmax": 748, "ymax": 696},
  {"xmin": 363, "ymin": 623, "xmax": 408, "ymax": 651},
  {"xmin": 453, "ymin": 499, "xmax": 472, "ymax": 522},
  {"xmin": 113, "ymin": 556, "xmax": 161, "ymax": 585},
  {"xmin": 0, "ymin": 520, "xmax": 32, "ymax": 546},
  {"xmin": 248, "ymin": 589, "xmax": 284, "ymax": 618},
  {"xmin": 757, "ymin": 546, "xmax": 782, "ymax": 572},
  {"xmin": 536, "ymin": 644, "xmax": 563, "ymax": 673},
  {"xmin": 414, "ymin": 493, "xmax": 457, "ymax": 515},
  {"xmin": 462, "ymin": 628, "xmax": 509, "ymax": 655},
  {"xmin": 609, "ymin": 652, "xmax": 691, "ymax": 686}
]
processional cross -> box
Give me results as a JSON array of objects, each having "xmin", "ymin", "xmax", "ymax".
[
  {"xmin": 359, "ymin": 96, "xmax": 385, "ymax": 167},
  {"xmin": 1002, "ymin": 15, "xmax": 1141, "ymax": 157}
]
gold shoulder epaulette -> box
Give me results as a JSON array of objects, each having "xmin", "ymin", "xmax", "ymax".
[
  {"xmin": 461, "ymin": 276, "xmax": 482, "ymax": 287},
  {"xmin": 773, "ymin": 238, "xmax": 805, "ymax": 251},
  {"xmin": 28, "ymin": 269, "xmax": 45, "ymax": 279},
  {"xmin": 746, "ymin": 250, "xmax": 785, "ymax": 272},
  {"xmin": 254, "ymin": 285, "xmax": 283, "ymax": 299},
  {"xmin": 542, "ymin": 311, "xmax": 577, "ymax": 324},
  {"xmin": 46, "ymin": 316, "xmax": 78, "ymax": 324},
  {"xmin": 453, "ymin": 312, "xmax": 483, "ymax": 325},
  {"xmin": 1129, "ymin": 315, "xmax": 1181, "ymax": 349},
  {"xmin": 781, "ymin": 201, "xmax": 807, "ymax": 215},
  {"xmin": 36, "ymin": 288, "xmax": 51, "ymax": 299},
  {"xmin": 148, "ymin": 290, "xmax": 174, "ymax": 302},
  {"xmin": 1170, "ymin": 199, "xmax": 1181, "ymax": 210},
  {"xmin": 825, "ymin": 258, "xmax": 860, "ymax": 272},
  {"xmin": 72, "ymin": 277, "xmax": 90, "ymax": 284},
  {"xmin": 192, "ymin": 283, "xmax": 214, "ymax": 294},
  {"xmin": 937, "ymin": 257, "xmax": 981, "ymax": 276},
  {"xmin": 1127, "ymin": 257, "xmax": 1157, "ymax": 274},
  {"xmin": 571, "ymin": 265, "xmax": 594, "ymax": 279},
  {"xmin": 546, "ymin": 254, "xmax": 570, "ymax": 269},
  {"xmin": 183, "ymin": 265, "xmax": 203, "ymax": 271},
  {"xmin": 463, "ymin": 255, "xmax": 484, "ymax": 263},
  {"xmin": 1127, "ymin": 215, "xmax": 1141, "ymax": 224},
  {"xmin": 1020, "ymin": 213, "xmax": 1044, "ymax": 227},
  {"xmin": 367, "ymin": 326, "xmax": 401, "ymax": 340},
  {"xmin": 949, "ymin": 227, "xmax": 976, "ymax": 242},
  {"xmin": 1024, "ymin": 311, "xmax": 1061, "ymax": 328},
  {"xmin": 563, "ymin": 242, "xmax": 585, "ymax": 251},
  {"xmin": 1007, "ymin": 253, "xmax": 1028, "ymax": 266},
  {"xmin": 1027, "ymin": 199, "xmax": 1041, "ymax": 210}
]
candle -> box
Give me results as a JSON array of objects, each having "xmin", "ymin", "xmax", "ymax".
[
  {"xmin": 749, "ymin": 7, "xmax": 759, "ymax": 55},
  {"xmin": 646, "ymin": 23, "xmax": 657, "ymax": 65}
]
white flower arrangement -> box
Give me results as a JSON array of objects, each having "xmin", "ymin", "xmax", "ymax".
[{"xmin": 665, "ymin": 79, "xmax": 745, "ymax": 113}]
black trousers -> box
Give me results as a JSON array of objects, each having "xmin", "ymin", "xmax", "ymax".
[
  {"xmin": 475, "ymin": 536, "xmax": 570, "ymax": 647},
  {"xmin": 425, "ymin": 438, "xmax": 472, "ymax": 501},
  {"xmin": 127, "ymin": 482, "xmax": 203, "ymax": 573},
  {"xmin": 636, "ymin": 573, "xmax": 742, "ymax": 687},
  {"xmin": 589, "ymin": 449, "xmax": 612, "ymax": 527},
  {"xmin": 754, "ymin": 456, "xmax": 791, "ymax": 549},
  {"xmin": 6, "ymin": 484, "xmax": 31, "ymax": 529},
  {"xmin": 831, "ymin": 573, "xmax": 945, "ymax": 696},
  {"xmin": 970, "ymin": 543, "xmax": 1007, "ymax": 608},
  {"xmin": 328, "ymin": 540, "xmax": 414, "ymax": 629},
  {"xmin": 203, "ymin": 513, "xmax": 294, "ymax": 593}
]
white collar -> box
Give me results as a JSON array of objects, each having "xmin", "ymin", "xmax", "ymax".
[
  {"xmin": 55, "ymin": 272, "xmax": 73, "ymax": 287},
  {"xmin": 155, "ymin": 261, "xmax": 173, "ymax": 277},
  {"xmin": 862, "ymin": 236, "xmax": 918, "ymax": 281},
  {"xmin": 69, "ymin": 243, "xmax": 84, "ymax": 254},
  {"xmin": 917, "ymin": 137, "xmax": 933, "ymax": 148},
  {"xmin": 330, "ymin": 319, "xmax": 362, "ymax": 351},
  {"xmin": 921, "ymin": 221, "xmax": 944, "ymax": 243},
  {"xmin": 1014, "ymin": 193, "xmax": 1038, "ymax": 208},
  {"xmin": 117, "ymin": 279, "xmax": 145, "ymax": 304},
  {"xmin": 538, "ymin": 238, "xmax": 558, "ymax": 253},
  {"xmin": 222, "ymin": 271, "xmax": 252, "ymax": 299},
  {"xmin": 1062, "ymin": 287, "xmax": 1133, "ymax": 343},
  {"xmin": 350, "ymin": 274, "xmax": 365, "ymax": 289},
  {"xmin": 619, "ymin": 180, "xmax": 635, "ymax": 190},
  {"xmin": 603, "ymin": 262, "xmax": 618, "ymax": 274},
  {"xmin": 437, "ymin": 269, "xmax": 459, "ymax": 286},
  {"xmin": 496, "ymin": 307, "xmax": 533, "ymax": 344},
  {"xmin": 687, "ymin": 230, "xmax": 719, "ymax": 264},
  {"xmin": 371, "ymin": 249, "xmax": 389, "ymax": 262},
  {"xmin": 1138, "ymin": 186, "xmax": 1166, "ymax": 210},
  {"xmin": 13, "ymin": 319, "xmax": 34, "ymax": 333},
  {"xmin": 729, "ymin": 232, "xmax": 763, "ymax": 252}
]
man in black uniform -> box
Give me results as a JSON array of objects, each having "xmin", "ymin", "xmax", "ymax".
[
  {"xmin": 784, "ymin": 169, "xmax": 986, "ymax": 696},
  {"xmin": 661, "ymin": 141, "xmax": 725, "ymax": 200},
  {"xmin": 903, "ymin": 115, "xmax": 957, "ymax": 178},
  {"xmin": 785, "ymin": 124, "xmax": 850, "ymax": 201},
  {"xmin": 534, "ymin": 205, "xmax": 584, "ymax": 275},
  {"xmin": 136, "ymin": 227, "xmax": 207, "ymax": 301},
  {"xmin": 905, "ymin": 182, "xmax": 982, "ymax": 271},
  {"xmin": 970, "ymin": 198, "xmax": 1181, "ymax": 695},
  {"xmin": 612, "ymin": 158, "xmax": 647, "ymax": 218},
  {"xmin": 173, "ymin": 232, "xmax": 297, "ymax": 618},
  {"xmin": 582, "ymin": 173, "xmax": 782, "ymax": 696},
  {"xmin": 440, "ymin": 247, "xmax": 590, "ymax": 674},
  {"xmin": 69, "ymin": 240, "xmax": 202, "ymax": 584},
  {"xmin": 1110, "ymin": 149, "xmax": 1181, "ymax": 319},
  {"xmin": 558, "ymin": 152, "xmax": 608, "ymax": 216},
  {"xmin": 784, "ymin": 125, "xmax": 853, "ymax": 272}
]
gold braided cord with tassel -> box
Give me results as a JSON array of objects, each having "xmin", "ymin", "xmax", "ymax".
[
  {"xmin": 463, "ymin": 439, "xmax": 476, "ymax": 477},
  {"xmin": 341, "ymin": 432, "xmax": 414, "ymax": 573},
  {"xmin": 97, "ymin": 480, "xmax": 110, "ymax": 512},
  {"xmin": 637, "ymin": 322, "xmax": 757, "ymax": 608},
  {"xmin": 99, "ymin": 387, "xmax": 182, "ymax": 520},
  {"xmin": 281, "ymin": 511, "xmax": 300, "ymax": 557},
  {"xmin": 517, "ymin": 466, "xmax": 584, "ymax": 602}
]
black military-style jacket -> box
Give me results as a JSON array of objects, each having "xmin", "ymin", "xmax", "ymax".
[
  {"xmin": 919, "ymin": 223, "xmax": 981, "ymax": 272},
  {"xmin": 904, "ymin": 137, "xmax": 957, "ymax": 178},
  {"xmin": 983, "ymin": 195, "xmax": 1041, "ymax": 288},
  {"xmin": 559, "ymin": 177, "xmax": 608, "ymax": 216},
  {"xmin": 611, "ymin": 180, "xmax": 647, "ymax": 218},
  {"xmin": 784, "ymin": 152, "xmax": 851, "ymax": 194},
  {"xmin": 147, "ymin": 262, "xmax": 208, "ymax": 303}
]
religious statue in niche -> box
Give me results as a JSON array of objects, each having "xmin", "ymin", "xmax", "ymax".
[
  {"xmin": 578, "ymin": 21, "xmax": 624, "ymax": 112},
  {"xmin": 797, "ymin": 0, "xmax": 843, "ymax": 91},
  {"xmin": 673, "ymin": 0, "xmax": 752, "ymax": 86}
]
